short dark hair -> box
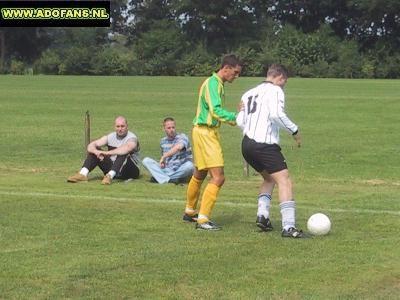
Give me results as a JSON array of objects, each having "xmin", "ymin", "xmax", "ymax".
[
  {"xmin": 220, "ymin": 54, "xmax": 242, "ymax": 69},
  {"xmin": 267, "ymin": 64, "xmax": 289, "ymax": 78},
  {"xmin": 163, "ymin": 117, "xmax": 175, "ymax": 123}
]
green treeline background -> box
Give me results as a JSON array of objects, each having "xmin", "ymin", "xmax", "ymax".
[{"xmin": 1, "ymin": 0, "xmax": 400, "ymax": 78}]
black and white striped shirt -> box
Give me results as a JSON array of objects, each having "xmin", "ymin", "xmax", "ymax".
[{"xmin": 236, "ymin": 81, "xmax": 298, "ymax": 144}]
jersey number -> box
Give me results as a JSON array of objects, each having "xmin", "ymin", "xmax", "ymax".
[{"xmin": 247, "ymin": 95, "xmax": 258, "ymax": 114}]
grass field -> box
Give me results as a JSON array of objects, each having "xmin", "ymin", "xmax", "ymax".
[{"xmin": 0, "ymin": 75, "xmax": 399, "ymax": 299}]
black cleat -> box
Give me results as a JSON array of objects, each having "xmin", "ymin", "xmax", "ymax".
[
  {"xmin": 256, "ymin": 215, "xmax": 273, "ymax": 232},
  {"xmin": 195, "ymin": 220, "xmax": 221, "ymax": 231},
  {"xmin": 281, "ymin": 227, "xmax": 306, "ymax": 238},
  {"xmin": 183, "ymin": 213, "xmax": 198, "ymax": 223}
]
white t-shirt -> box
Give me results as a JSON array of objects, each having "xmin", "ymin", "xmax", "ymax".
[{"xmin": 106, "ymin": 131, "xmax": 139, "ymax": 162}]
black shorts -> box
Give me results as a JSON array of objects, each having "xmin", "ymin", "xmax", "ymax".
[{"xmin": 241, "ymin": 135, "xmax": 287, "ymax": 174}]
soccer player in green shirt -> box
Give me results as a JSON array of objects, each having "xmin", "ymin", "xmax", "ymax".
[{"xmin": 183, "ymin": 54, "xmax": 242, "ymax": 230}]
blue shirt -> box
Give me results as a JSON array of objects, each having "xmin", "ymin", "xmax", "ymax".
[{"xmin": 160, "ymin": 133, "xmax": 192, "ymax": 171}]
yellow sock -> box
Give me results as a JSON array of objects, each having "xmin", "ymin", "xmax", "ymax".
[
  {"xmin": 185, "ymin": 176, "xmax": 202, "ymax": 213},
  {"xmin": 198, "ymin": 183, "xmax": 220, "ymax": 221}
]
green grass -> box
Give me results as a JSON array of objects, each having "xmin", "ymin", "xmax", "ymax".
[{"xmin": 0, "ymin": 75, "xmax": 399, "ymax": 299}]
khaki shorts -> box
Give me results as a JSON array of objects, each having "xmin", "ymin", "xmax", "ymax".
[{"xmin": 192, "ymin": 126, "xmax": 224, "ymax": 170}]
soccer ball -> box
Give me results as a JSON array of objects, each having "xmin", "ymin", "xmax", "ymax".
[{"xmin": 307, "ymin": 213, "xmax": 331, "ymax": 236}]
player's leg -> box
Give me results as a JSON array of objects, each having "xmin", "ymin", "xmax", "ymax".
[
  {"xmin": 184, "ymin": 126, "xmax": 208, "ymax": 222},
  {"xmin": 241, "ymin": 135, "xmax": 274, "ymax": 230},
  {"xmin": 184, "ymin": 167, "xmax": 207, "ymax": 222},
  {"xmin": 270, "ymin": 169, "xmax": 304, "ymax": 238},
  {"xmin": 196, "ymin": 166, "xmax": 224, "ymax": 229},
  {"xmin": 256, "ymin": 170, "xmax": 275, "ymax": 231},
  {"xmin": 195, "ymin": 127, "xmax": 225, "ymax": 230},
  {"xmin": 142, "ymin": 157, "xmax": 170, "ymax": 183}
]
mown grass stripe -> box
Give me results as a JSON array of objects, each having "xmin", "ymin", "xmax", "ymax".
[{"xmin": 1, "ymin": 190, "xmax": 398, "ymax": 216}]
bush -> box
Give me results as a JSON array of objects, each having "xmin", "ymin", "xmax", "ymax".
[
  {"xmin": 134, "ymin": 20, "xmax": 187, "ymax": 75},
  {"xmin": 176, "ymin": 44, "xmax": 216, "ymax": 76},
  {"xmin": 9, "ymin": 59, "xmax": 25, "ymax": 75},
  {"xmin": 90, "ymin": 46, "xmax": 134, "ymax": 75},
  {"xmin": 34, "ymin": 49, "xmax": 62, "ymax": 75},
  {"xmin": 234, "ymin": 46, "xmax": 265, "ymax": 77},
  {"xmin": 333, "ymin": 41, "xmax": 362, "ymax": 78},
  {"xmin": 62, "ymin": 47, "xmax": 92, "ymax": 75},
  {"xmin": 361, "ymin": 57, "xmax": 375, "ymax": 78}
]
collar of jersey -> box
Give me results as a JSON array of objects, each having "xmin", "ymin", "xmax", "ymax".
[{"xmin": 212, "ymin": 72, "xmax": 224, "ymax": 85}]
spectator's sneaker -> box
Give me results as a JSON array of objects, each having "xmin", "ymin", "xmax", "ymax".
[
  {"xmin": 67, "ymin": 173, "xmax": 88, "ymax": 183},
  {"xmin": 168, "ymin": 178, "xmax": 180, "ymax": 184},
  {"xmin": 256, "ymin": 215, "xmax": 273, "ymax": 231},
  {"xmin": 150, "ymin": 177, "xmax": 158, "ymax": 183},
  {"xmin": 281, "ymin": 227, "xmax": 306, "ymax": 238},
  {"xmin": 183, "ymin": 213, "xmax": 198, "ymax": 223},
  {"xmin": 101, "ymin": 174, "xmax": 112, "ymax": 185},
  {"xmin": 195, "ymin": 220, "xmax": 221, "ymax": 231}
]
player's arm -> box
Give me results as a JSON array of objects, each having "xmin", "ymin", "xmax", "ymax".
[
  {"xmin": 236, "ymin": 95, "xmax": 248, "ymax": 130},
  {"xmin": 206, "ymin": 81, "xmax": 237, "ymax": 125},
  {"xmin": 269, "ymin": 88, "xmax": 301, "ymax": 147},
  {"xmin": 87, "ymin": 135, "xmax": 108, "ymax": 158},
  {"xmin": 102, "ymin": 139, "xmax": 137, "ymax": 156},
  {"xmin": 269, "ymin": 88, "xmax": 298, "ymax": 134}
]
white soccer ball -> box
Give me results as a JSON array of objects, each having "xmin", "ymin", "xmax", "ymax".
[{"xmin": 307, "ymin": 213, "xmax": 331, "ymax": 236}]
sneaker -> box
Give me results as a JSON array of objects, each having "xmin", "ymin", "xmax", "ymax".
[
  {"xmin": 169, "ymin": 178, "xmax": 186, "ymax": 186},
  {"xmin": 195, "ymin": 220, "xmax": 221, "ymax": 231},
  {"xmin": 101, "ymin": 174, "xmax": 112, "ymax": 185},
  {"xmin": 256, "ymin": 215, "xmax": 273, "ymax": 231},
  {"xmin": 183, "ymin": 213, "xmax": 198, "ymax": 223},
  {"xmin": 67, "ymin": 173, "xmax": 88, "ymax": 183},
  {"xmin": 168, "ymin": 178, "xmax": 180, "ymax": 184},
  {"xmin": 281, "ymin": 227, "xmax": 305, "ymax": 238}
]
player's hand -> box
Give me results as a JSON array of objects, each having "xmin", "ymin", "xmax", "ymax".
[
  {"xmin": 293, "ymin": 131, "xmax": 301, "ymax": 148},
  {"xmin": 237, "ymin": 100, "xmax": 244, "ymax": 112}
]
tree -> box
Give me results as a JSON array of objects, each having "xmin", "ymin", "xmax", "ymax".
[
  {"xmin": 0, "ymin": 28, "xmax": 51, "ymax": 70},
  {"xmin": 110, "ymin": 0, "xmax": 130, "ymax": 34},
  {"xmin": 134, "ymin": 19, "xmax": 187, "ymax": 75},
  {"xmin": 173, "ymin": 0, "xmax": 257, "ymax": 54},
  {"xmin": 128, "ymin": 0, "xmax": 175, "ymax": 40}
]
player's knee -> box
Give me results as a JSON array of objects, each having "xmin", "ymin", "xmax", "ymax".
[{"xmin": 212, "ymin": 175, "xmax": 225, "ymax": 186}]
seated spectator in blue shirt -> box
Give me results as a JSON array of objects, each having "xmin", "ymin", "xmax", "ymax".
[{"xmin": 143, "ymin": 117, "xmax": 194, "ymax": 184}]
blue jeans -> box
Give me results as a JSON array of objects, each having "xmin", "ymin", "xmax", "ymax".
[{"xmin": 142, "ymin": 157, "xmax": 194, "ymax": 184}]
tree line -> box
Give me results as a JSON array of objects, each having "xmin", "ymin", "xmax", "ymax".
[{"xmin": 1, "ymin": 0, "xmax": 399, "ymax": 78}]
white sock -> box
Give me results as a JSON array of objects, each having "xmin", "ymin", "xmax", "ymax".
[
  {"xmin": 185, "ymin": 208, "xmax": 196, "ymax": 215},
  {"xmin": 79, "ymin": 167, "xmax": 89, "ymax": 176},
  {"xmin": 197, "ymin": 214, "xmax": 208, "ymax": 222},
  {"xmin": 107, "ymin": 170, "xmax": 116, "ymax": 179},
  {"xmin": 257, "ymin": 193, "xmax": 272, "ymax": 218},
  {"xmin": 280, "ymin": 200, "xmax": 296, "ymax": 230}
]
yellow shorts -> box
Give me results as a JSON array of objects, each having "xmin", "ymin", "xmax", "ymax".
[{"xmin": 192, "ymin": 125, "xmax": 224, "ymax": 170}]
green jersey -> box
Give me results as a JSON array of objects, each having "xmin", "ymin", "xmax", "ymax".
[{"xmin": 193, "ymin": 73, "xmax": 237, "ymax": 127}]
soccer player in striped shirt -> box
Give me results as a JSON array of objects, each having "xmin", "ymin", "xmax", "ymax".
[
  {"xmin": 236, "ymin": 64, "xmax": 305, "ymax": 238},
  {"xmin": 183, "ymin": 54, "xmax": 242, "ymax": 230}
]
